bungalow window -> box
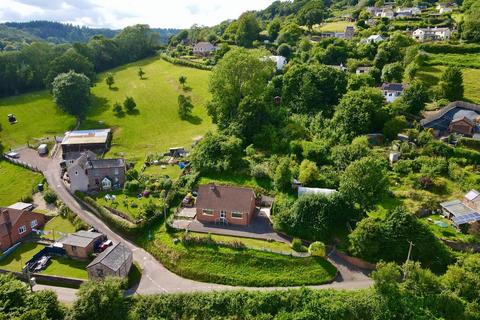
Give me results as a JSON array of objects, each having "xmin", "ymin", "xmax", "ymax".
[
  {"xmin": 114, "ymin": 168, "xmax": 119, "ymax": 175},
  {"xmin": 30, "ymin": 220, "xmax": 38, "ymax": 228},
  {"xmin": 202, "ymin": 209, "xmax": 214, "ymax": 216},
  {"xmin": 231, "ymin": 211, "xmax": 243, "ymax": 219},
  {"xmin": 18, "ymin": 225, "xmax": 27, "ymax": 234}
]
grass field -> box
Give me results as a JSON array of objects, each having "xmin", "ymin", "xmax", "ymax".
[
  {"xmin": 0, "ymin": 161, "xmax": 42, "ymax": 206},
  {"xmin": 417, "ymin": 66, "xmax": 480, "ymax": 104},
  {"xmin": 140, "ymin": 225, "xmax": 337, "ymax": 287},
  {"xmin": 81, "ymin": 57, "xmax": 214, "ymax": 165},
  {"xmin": 0, "ymin": 242, "xmax": 88, "ymax": 279},
  {"xmin": 41, "ymin": 215, "xmax": 77, "ymax": 240},
  {"xmin": 0, "ymin": 91, "xmax": 76, "ymax": 149},
  {"xmin": 426, "ymin": 53, "xmax": 480, "ymax": 69},
  {"xmin": 314, "ymin": 21, "xmax": 354, "ymax": 32}
]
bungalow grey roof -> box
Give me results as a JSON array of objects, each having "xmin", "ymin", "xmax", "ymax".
[
  {"xmin": 381, "ymin": 83, "xmax": 404, "ymax": 91},
  {"xmin": 420, "ymin": 101, "xmax": 480, "ymax": 131},
  {"xmin": 87, "ymin": 243, "xmax": 132, "ymax": 271},
  {"xmin": 452, "ymin": 212, "xmax": 480, "ymax": 226},
  {"xmin": 440, "ymin": 199, "xmax": 477, "ymax": 217},
  {"xmin": 60, "ymin": 231, "xmax": 104, "ymax": 248}
]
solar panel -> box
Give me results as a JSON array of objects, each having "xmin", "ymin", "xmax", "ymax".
[{"xmin": 452, "ymin": 212, "xmax": 480, "ymax": 226}]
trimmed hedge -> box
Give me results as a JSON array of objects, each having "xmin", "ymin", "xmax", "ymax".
[
  {"xmin": 457, "ymin": 137, "xmax": 480, "ymax": 151},
  {"xmin": 160, "ymin": 54, "xmax": 213, "ymax": 71},
  {"xmin": 420, "ymin": 43, "xmax": 480, "ymax": 54}
]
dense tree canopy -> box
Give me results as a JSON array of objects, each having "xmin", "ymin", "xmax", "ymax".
[
  {"xmin": 438, "ymin": 66, "xmax": 464, "ymax": 101},
  {"xmin": 235, "ymin": 13, "xmax": 261, "ymax": 48},
  {"xmin": 282, "ymin": 63, "xmax": 347, "ymax": 115},
  {"xmin": 52, "ymin": 70, "xmax": 91, "ymax": 116}
]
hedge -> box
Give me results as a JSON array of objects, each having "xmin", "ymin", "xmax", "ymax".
[
  {"xmin": 420, "ymin": 43, "xmax": 480, "ymax": 54},
  {"xmin": 160, "ymin": 54, "xmax": 213, "ymax": 71},
  {"xmin": 457, "ymin": 137, "xmax": 480, "ymax": 151}
]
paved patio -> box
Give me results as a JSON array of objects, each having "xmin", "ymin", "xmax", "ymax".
[{"xmin": 172, "ymin": 208, "xmax": 290, "ymax": 243}]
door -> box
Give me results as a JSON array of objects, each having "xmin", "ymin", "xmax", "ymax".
[{"xmin": 220, "ymin": 211, "xmax": 226, "ymax": 219}]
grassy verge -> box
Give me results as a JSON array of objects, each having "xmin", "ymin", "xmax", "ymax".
[
  {"xmin": 0, "ymin": 161, "xmax": 42, "ymax": 206},
  {"xmin": 41, "ymin": 215, "xmax": 77, "ymax": 241},
  {"xmin": 141, "ymin": 225, "xmax": 337, "ymax": 287},
  {"xmin": 314, "ymin": 21, "xmax": 355, "ymax": 32}
]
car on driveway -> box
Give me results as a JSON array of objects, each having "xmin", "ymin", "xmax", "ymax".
[
  {"xmin": 99, "ymin": 240, "xmax": 113, "ymax": 252},
  {"xmin": 6, "ymin": 151, "xmax": 19, "ymax": 158}
]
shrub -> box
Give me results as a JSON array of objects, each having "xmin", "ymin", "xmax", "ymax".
[
  {"xmin": 291, "ymin": 238, "xmax": 303, "ymax": 251},
  {"xmin": 124, "ymin": 180, "xmax": 140, "ymax": 193},
  {"xmin": 20, "ymin": 195, "xmax": 33, "ymax": 204},
  {"xmin": 161, "ymin": 54, "xmax": 213, "ymax": 70},
  {"xmin": 43, "ymin": 189, "xmax": 58, "ymax": 204},
  {"xmin": 309, "ymin": 241, "xmax": 326, "ymax": 257}
]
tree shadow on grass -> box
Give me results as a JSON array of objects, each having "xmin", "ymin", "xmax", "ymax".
[
  {"xmin": 109, "ymin": 87, "xmax": 119, "ymax": 92},
  {"xmin": 140, "ymin": 77, "xmax": 149, "ymax": 80},
  {"xmin": 126, "ymin": 109, "xmax": 141, "ymax": 116},
  {"xmin": 88, "ymin": 95, "xmax": 110, "ymax": 117},
  {"xmin": 113, "ymin": 111, "xmax": 126, "ymax": 118},
  {"xmin": 184, "ymin": 114, "xmax": 202, "ymax": 125}
]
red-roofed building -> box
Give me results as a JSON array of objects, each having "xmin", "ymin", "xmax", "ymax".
[
  {"xmin": 0, "ymin": 208, "xmax": 46, "ymax": 251},
  {"xmin": 195, "ymin": 184, "xmax": 256, "ymax": 226}
]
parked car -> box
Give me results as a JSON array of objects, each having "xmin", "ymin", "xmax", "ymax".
[
  {"xmin": 99, "ymin": 240, "xmax": 113, "ymax": 252},
  {"xmin": 6, "ymin": 151, "xmax": 19, "ymax": 158},
  {"xmin": 33, "ymin": 256, "xmax": 51, "ymax": 272}
]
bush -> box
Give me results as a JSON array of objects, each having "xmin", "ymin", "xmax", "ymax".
[
  {"xmin": 309, "ymin": 241, "xmax": 326, "ymax": 257},
  {"xmin": 291, "ymin": 238, "xmax": 303, "ymax": 251},
  {"xmin": 124, "ymin": 180, "xmax": 140, "ymax": 193},
  {"xmin": 420, "ymin": 43, "xmax": 480, "ymax": 54},
  {"xmin": 20, "ymin": 194, "xmax": 33, "ymax": 204},
  {"xmin": 43, "ymin": 189, "xmax": 58, "ymax": 204}
]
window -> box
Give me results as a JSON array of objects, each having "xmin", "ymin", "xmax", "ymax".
[
  {"xmin": 231, "ymin": 211, "xmax": 243, "ymax": 219},
  {"xmin": 114, "ymin": 168, "xmax": 119, "ymax": 175},
  {"xmin": 202, "ymin": 209, "xmax": 213, "ymax": 216},
  {"xmin": 30, "ymin": 220, "xmax": 38, "ymax": 228},
  {"xmin": 18, "ymin": 225, "xmax": 27, "ymax": 234},
  {"xmin": 96, "ymin": 269, "xmax": 104, "ymax": 278}
]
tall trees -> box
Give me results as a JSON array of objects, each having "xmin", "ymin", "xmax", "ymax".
[
  {"xmin": 438, "ymin": 66, "xmax": 464, "ymax": 101},
  {"xmin": 332, "ymin": 88, "xmax": 386, "ymax": 140},
  {"xmin": 339, "ymin": 156, "xmax": 388, "ymax": 210},
  {"xmin": 52, "ymin": 71, "xmax": 91, "ymax": 116},
  {"xmin": 208, "ymin": 48, "xmax": 274, "ymax": 142},
  {"xmin": 399, "ymin": 81, "xmax": 428, "ymax": 115},
  {"xmin": 190, "ymin": 131, "xmax": 243, "ymax": 173},
  {"xmin": 297, "ymin": 0, "xmax": 325, "ymax": 30},
  {"xmin": 235, "ymin": 13, "xmax": 260, "ymax": 48},
  {"xmin": 115, "ymin": 24, "xmax": 158, "ymax": 63},
  {"xmin": 45, "ymin": 48, "xmax": 95, "ymax": 87},
  {"xmin": 267, "ymin": 18, "xmax": 282, "ymax": 41},
  {"xmin": 178, "ymin": 94, "xmax": 194, "ymax": 119},
  {"xmin": 462, "ymin": 2, "xmax": 480, "ymax": 42},
  {"xmin": 282, "ymin": 63, "xmax": 347, "ymax": 115}
]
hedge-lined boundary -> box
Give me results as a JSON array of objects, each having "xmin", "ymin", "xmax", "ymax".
[
  {"xmin": 160, "ymin": 54, "xmax": 213, "ymax": 71},
  {"xmin": 420, "ymin": 43, "xmax": 480, "ymax": 54}
]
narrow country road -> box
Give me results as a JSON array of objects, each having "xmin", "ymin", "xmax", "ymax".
[{"xmin": 18, "ymin": 147, "xmax": 373, "ymax": 302}]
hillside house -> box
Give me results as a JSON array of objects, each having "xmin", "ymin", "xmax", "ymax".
[
  {"xmin": 67, "ymin": 153, "xmax": 126, "ymax": 193},
  {"xmin": 381, "ymin": 83, "xmax": 405, "ymax": 102},
  {"xmin": 412, "ymin": 27, "xmax": 451, "ymax": 41},
  {"xmin": 195, "ymin": 184, "xmax": 256, "ymax": 226},
  {"xmin": 420, "ymin": 101, "xmax": 480, "ymax": 138},
  {"xmin": 87, "ymin": 243, "xmax": 132, "ymax": 280},
  {"xmin": 60, "ymin": 230, "xmax": 105, "ymax": 260},
  {"xmin": 269, "ymin": 55, "xmax": 287, "ymax": 71},
  {"xmin": 61, "ymin": 129, "xmax": 111, "ymax": 158},
  {"xmin": 361, "ymin": 34, "xmax": 386, "ymax": 44},
  {"xmin": 395, "ymin": 7, "xmax": 421, "ymax": 18},
  {"xmin": 356, "ymin": 66, "xmax": 372, "ymax": 74},
  {"xmin": 193, "ymin": 42, "xmax": 216, "ymax": 55},
  {"xmin": 440, "ymin": 190, "xmax": 480, "ymax": 227},
  {"xmin": 0, "ymin": 207, "xmax": 46, "ymax": 251}
]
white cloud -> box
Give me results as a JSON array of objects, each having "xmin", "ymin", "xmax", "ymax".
[{"xmin": 0, "ymin": 0, "xmax": 278, "ymax": 29}]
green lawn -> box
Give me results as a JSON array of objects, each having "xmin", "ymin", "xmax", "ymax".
[
  {"xmin": 0, "ymin": 91, "xmax": 76, "ymax": 149},
  {"xmin": 81, "ymin": 57, "xmax": 214, "ymax": 165},
  {"xmin": 0, "ymin": 242, "xmax": 88, "ymax": 279},
  {"xmin": 93, "ymin": 190, "xmax": 164, "ymax": 219},
  {"xmin": 41, "ymin": 215, "xmax": 77, "ymax": 241},
  {"xmin": 140, "ymin": 225, "xmax": 337, "ymax": 287},
  {"xmin": 314, "ymin": 21, "xmax": 354, "ymax": 32},
  {"xmin": 426, "ymin": 53, "xmax": 480, "ymax": 69},
  {"xmin": 0, "ymin": 161, "xmax": 42, "ymax": 206},
  {"xmin": 418, "ymin": 66, "xmax": 480, "ymax": 104},
  {"xmin": 143, "ymin": 164, "xmax": 183, "ymax": 181},
  {"xmin": 420, "ymin": 214, "xmax": 480, "ymax": 244},
  {"xmin": 189, "ymin": 232, "xmax": 293, "ymax": 252}
]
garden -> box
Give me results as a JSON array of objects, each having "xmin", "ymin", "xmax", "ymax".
[{"xmin": 0, "ymin": 160, "xmax": 43, "ymax": 207}]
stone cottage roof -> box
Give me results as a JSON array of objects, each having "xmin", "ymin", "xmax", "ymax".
[{"xmin": 87, "ymin": 243, "xmax": 132, "ymax": 271}]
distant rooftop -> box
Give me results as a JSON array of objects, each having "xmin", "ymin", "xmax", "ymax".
[
  {"xmin": 381, "ymin": 83, "xmax": 404, "ymax": 91},
  {"xmin": 61, "ymin": 129, "xmax": 111, "ymax": 145}
]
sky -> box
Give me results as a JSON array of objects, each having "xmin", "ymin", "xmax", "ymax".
[{"xmin": 0, "ymin": 0, "xmax": 278, "ymax": 29}]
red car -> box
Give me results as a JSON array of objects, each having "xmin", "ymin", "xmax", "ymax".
[{"xmin": 99, "ymin": 240, "xmax": 113, "ymax": 252}]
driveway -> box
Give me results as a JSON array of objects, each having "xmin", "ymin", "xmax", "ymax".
[{"xmin": 16, "ymin": 147, "xmax": 373, "ymax": 302}]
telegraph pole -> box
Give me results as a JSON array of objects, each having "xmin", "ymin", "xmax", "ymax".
[{"xmin": 403, "ymin": 241, "xmax": 415, "ymax": 280}]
